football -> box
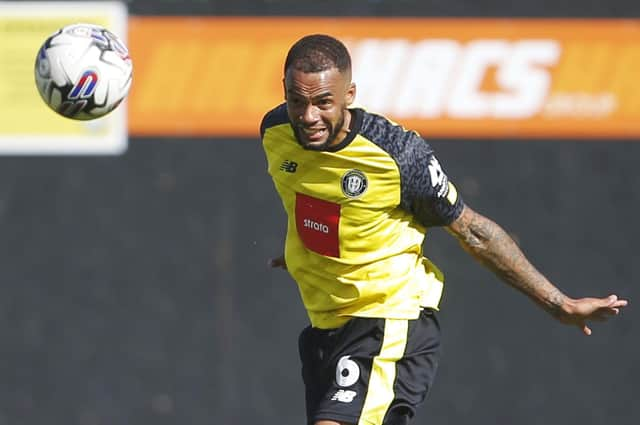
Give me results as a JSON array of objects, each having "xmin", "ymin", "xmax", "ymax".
[{"xmin": 34, "ymin": 23, "xmax": 133, "ymax": 120}]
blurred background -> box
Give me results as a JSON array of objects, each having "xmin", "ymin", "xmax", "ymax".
[{"xmin": 0, "ymin": 1, "xmax": 638, "ymax": 424}]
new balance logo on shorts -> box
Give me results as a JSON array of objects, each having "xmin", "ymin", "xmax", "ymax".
[
  {"xmin": 331, "ymin": 389, "xmax": 357, "ymax": 403},
  {"xmin": 280, "ymin": 160, "xmax": 298, "ymax": 173}
]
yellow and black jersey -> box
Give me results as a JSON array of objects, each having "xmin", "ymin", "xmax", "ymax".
[{"xmin": 261, "ymin": 103, "xmax": 464, "ymax": 329}]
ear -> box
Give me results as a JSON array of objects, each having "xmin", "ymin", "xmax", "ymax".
[{"xmin": 345, "ymin": 82, "xmax": 356, "ymax": 106}]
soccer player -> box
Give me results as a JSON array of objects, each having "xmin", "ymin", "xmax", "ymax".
[{"xmin": 260, "ymin": 34, "xmax": 628, "ymax": 425}]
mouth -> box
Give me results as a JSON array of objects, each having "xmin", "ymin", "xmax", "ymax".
[{"xmin": 300, "ymin": 127, "xmax": 327, "ymax": 142}]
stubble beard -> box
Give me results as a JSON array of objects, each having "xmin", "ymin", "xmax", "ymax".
[{"xmin": 295, "ymin": 114, "xmax": 345, "ymax": 151}]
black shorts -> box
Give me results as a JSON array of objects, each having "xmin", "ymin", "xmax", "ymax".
[{"xmin": 298, "ymin": 309, "xmax": 441, "ymax": 425}]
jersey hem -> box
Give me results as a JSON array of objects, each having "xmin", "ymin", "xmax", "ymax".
[{"xmin": 311, "ymin": 411, "xmax": 362, "ymax": 425}]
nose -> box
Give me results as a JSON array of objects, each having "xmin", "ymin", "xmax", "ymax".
[{"xmin": 300, "ymin": 104, "xmax": 320, "ymax": 124}]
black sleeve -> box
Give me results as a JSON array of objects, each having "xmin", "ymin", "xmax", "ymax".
[
  {"xmin": 260, "ymin": 102, "xmax": 289, "ymax": 139},
  {"xmin": 396, "ymin": 132, "xmax": 464, "ymax": 227},
  {"xmin": 360, "ymin": 111, "xmax": 464, "ymax": 227}
]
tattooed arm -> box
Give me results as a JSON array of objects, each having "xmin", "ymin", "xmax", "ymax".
[{"xmin": 447, "ymin": 205, "xmax": 628, "ymax": 335}]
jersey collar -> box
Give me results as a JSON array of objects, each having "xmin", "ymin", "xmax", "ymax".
[{"xmin": 325, "ymin": 108, "xmax": 364, "ymax": 152}]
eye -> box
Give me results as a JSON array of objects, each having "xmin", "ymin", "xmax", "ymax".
[
  {"xmin": 318, "ymin": 98, "xmax": 333, "ymax": 108},
  {"xmin": 289, "ymin": 97, "xmax": 304, "ymax": 107}
]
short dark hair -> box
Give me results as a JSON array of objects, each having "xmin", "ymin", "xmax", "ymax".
[{"xmin": 284, "ymin": 34, "xmax": 352, "ymax": 75}]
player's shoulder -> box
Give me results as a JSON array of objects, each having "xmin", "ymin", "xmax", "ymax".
[
  {"xmin": 260, "ymin": 102, "xmax": 289, "ymax": 138},
  {"xmin": 358, "ymin": 109, "xmax": 433, "ymax": 158}
]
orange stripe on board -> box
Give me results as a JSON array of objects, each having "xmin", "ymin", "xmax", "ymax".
[{"xmin": 127, "ymin": 18, "xmax": 640, "ymax": 139}]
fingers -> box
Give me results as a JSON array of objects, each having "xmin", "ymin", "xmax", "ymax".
[
  {"xmin": 605, "ymin": 295, "xmax": 629, "ymax": 308},
  {"xmin": 268, "ymin": 256, "xmax": 287, "ymax": 270},
  {"xmin": 268, "ymin": 258, "xmax": 280, "ymax": 267},
  {"xmin": 595, "ymin": 294, "xmax": 627, "ymax": 317},
  {"xmin": 596, "ymin": 307, "xmax": 619, "ymax": 317},
  {"xmin": 570, "ymin": 294, "xmax": 629, "ymax": 336},
  {"xmin": 589, "ymin": 306, "xmax": 622, "ymax": 322}
]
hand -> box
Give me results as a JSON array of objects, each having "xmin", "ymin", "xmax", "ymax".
[
  {"xmin": 559, "ymin": 295, "xmax": 629, "ymax": 336},
  {"xmin": 268, "ymin": 255, "xmax": 287, "ymax": 270}
]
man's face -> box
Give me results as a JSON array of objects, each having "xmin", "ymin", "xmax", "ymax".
[{"xmin": 284, "ymin": 67, "xmax": 355, "ymax": 151}]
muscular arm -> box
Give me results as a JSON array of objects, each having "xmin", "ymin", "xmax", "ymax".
[
  {"xmin": 447, "ymin": 205, "xmax": 628, "ymax": 334},
  {"xmin": 447, "ymin": 205, "xmax": 566, "ymax": 315}
]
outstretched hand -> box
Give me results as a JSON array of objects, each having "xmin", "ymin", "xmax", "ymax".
[
  {"xmin": 268, "ymin": 255, "xmax": 287, "ymax": 270},
  {"xmin": 559, "ymin": 295, "xmax": 628, "ymax": 336}
]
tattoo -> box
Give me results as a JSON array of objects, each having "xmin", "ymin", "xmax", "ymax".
[{"xmin": 449, "ymin": 207, "xmax": 567, "ymax": 318}]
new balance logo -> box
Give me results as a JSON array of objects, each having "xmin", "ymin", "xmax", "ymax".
[
  {"xmin": 331, "ymin": 389, "xmax": 357, "ymax": 403},
  {"xmin": 280, "ymin": 160, "xmax": 298, "ymax": 173}
]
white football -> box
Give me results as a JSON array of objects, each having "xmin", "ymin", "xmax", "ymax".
[{"xmin": 34, "ymin": 23, "xmax": 133, "ymax": 120}]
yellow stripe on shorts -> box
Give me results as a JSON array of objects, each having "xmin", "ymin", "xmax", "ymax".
[{"xmin": 358, "ymin": 319, "xmax": 409, "ymax": 425}]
